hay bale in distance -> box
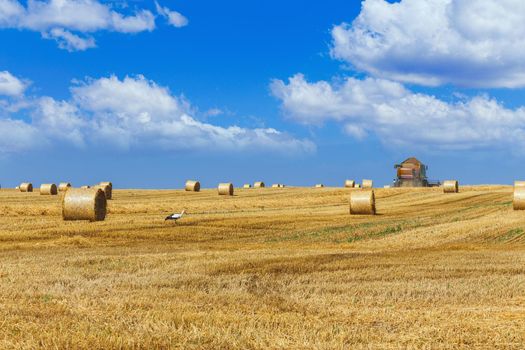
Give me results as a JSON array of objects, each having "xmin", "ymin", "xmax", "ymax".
[
  {"xmin": 98, "ymin": 182, "xmax": 112, "ymax": 200},
  {"xmin": 344, "ymin": 180, "xmax": 355, "ymax": 188},
  {"xmin": 40, "ymin": 184, "xmax": 58, "ymax": 195},
  {"xmin": 94, "ymin": 184, "xmax": 111, "ymax": 200},
  {"xmin": 62, "ymin": 188, "xmax": 107, "ymax": 221},
  {"xmin": 514, "ymin": 187, "xmax": 525, "ymax": 210},
  {"xmin": 443, "ymin": 180, "xmax": 459, "ymax": 193},
  {"xmin": 514, "ymin": 181, "xmax": 525, "ymax": 188},
  {"xmin": 355, "ymin": 184, "xmax": 361, "ymax": 188},
  {"xmin": 243, "ymin": 184, "xmax": 252, "ymax": 189},
  {"xmin": 362, "ymin": 179, "xmax": 373, "ymax": 189},
  {"xmin": 185, "ymin": 180, "xmax": 200, "ymax": 192},
  {"xmin": 218, "ymin": 183, "xmax": 234, "ymax": 196},
  {"xmin": 254, "ymin": 181, "xmax": 265, "ymax": 188},
  {"xmin": 58, "ymin": 182, "xmax": 71, "ymax": 192},
  {"xmin": 272, "ymin": 184, "xmax": 280, "ymax": 188},
  {"xmin": 20, "ymin": 183, "xmax": 33, "ymax": 192},
  {"xmin": 80, "ymin": 186, "xmax": 91, "ymax": 189},
  {"xmin": 315, "ymin": 184, "xmax": 324, "ymax": 188},
  {"xmin": 350, "ymin": 190, "xmax": 376, "ymax": 215}
]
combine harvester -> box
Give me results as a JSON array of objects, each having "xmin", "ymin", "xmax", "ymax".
[{"xmin": 393, "ymin": 157, "xmax": 441, "ymax": 188}]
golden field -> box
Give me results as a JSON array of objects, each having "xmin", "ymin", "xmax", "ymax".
[{"xmin": 1, "ymin": 185, "xmax": 525, "ymax": 349}]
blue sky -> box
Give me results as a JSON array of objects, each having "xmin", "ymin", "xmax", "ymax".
[{"xmin": 0, "ymin": 0, "xmax": 524, "ymax": 188}]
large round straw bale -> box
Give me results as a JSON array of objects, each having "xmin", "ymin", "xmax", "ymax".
[
  {"xmin": 254, "ymin": 181, "xmax": 265, "ymax": 188},
  {"xmin": 20, "ymin": 183, "xmax": 33, "ymax": 192},
  {"xmin": 514, "ymin": 187, "xmax": 525, "ymax": 210},
  {"xmin": 94, "ymin": 184, "xmax": 112, "ymax": 200},
  {"xmin": 58, "ymin": 182, "xmax": 71, "ymax": 192},
  {"xmin": 272, "ymin": 184, "xmax": 280, "ymax": 188},
  {"xmin": 315, "ymin": 184, "xmax": 324, "ymax": 188},
  {"xmin": 40, "ymin": 184, "xmax": 58, "ymax": 195},
  {"xmin": 345, "ymin": 180, "xmax": 355, "ymax": 188},
  {"xmin": 80, "ymin": 185, "xmax": 91, "ymax": 189},
  {"xmin": 98, "ymin": 182, "xmax": 112, "ymax": 199},
  {"xmin": 355, "ymin": 184, "xmax": 361, "ymax": 188},
  {"xmin": 243, "ymin": 184, "xmax": 252, "ymax": 189},
  {"xmin": 362, "ymin": 179, "xmax": 373, "ymax": 189},
  {"xmin": 443, "ymin": 180, "xmax": 459, "ymax": 193},
  {"xmin": 514, "ymin": 181, "xmax": 525, "ymax": 188},
  {"xmin": 350, "ymin": 190, "xmax": 376, "ymax": 215},
  {"xmin": 218, "ymin": 183, "xmax": 234, "ymax": 196},
  {"xmin": 62, "ymin": 188, "xmax": 107, "ymax": 221},
  {"xmin": 185, "ymin": 180, "xmax": 200, "ymax": 192}
]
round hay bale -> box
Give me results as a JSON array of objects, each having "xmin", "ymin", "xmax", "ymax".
[
  {"xmin": 94, "ymin": 184, "xmax": 111, "ymax": 200},
  {"xmin": 514, "ymin": 181, "xmax": 525, "ymax": 188},
  {"xmin": 58, "ymin": 182, "xmax": 71, "ymax": 192},
  {"xmin": 350, "ymin": 190, "xmax": 376, "ymax": 215},
  {"xmin": 80, "ymin": 185, "xmax": 91, "ymax": 189},
  {"xmin": 272, "ymin": 184, "xmax": 280, "ymax": 188},
  {"xmin": 99, "ymin": 182, "xmax": 112, "ymax": 199},
  {"xmin": 514, "ymin": 187, "xmax": 525, "ymax": 210},
  {"xmin": 362, "ymin": 179, "xmax": 373, "ymax": 189},
  {"xmin": 315, "ymin": 184, "xmax": 324, "ymax": 188},
  {"xmin": 254, "ymin": 181, "xmax": 265, "ymax": 188},
  {"xmin": 20, "ymin": 183, "xmax": 33, "ymax": 192},
  {"xmin": 443, "ymin": 180, "xmax": 459, "ymax": 193},
  {"xmin": 218, "ymin": 183, "xmax": 234, "ymax": 196},
  {"xmin": 243, "ymin": 184, "xmax": 252, "ymax": 189},
  {"xmin": 344, "ymin": 180, "xmax": 355, "ymax": 188},
  {"xmin": 355, "ymin": 184, "xmax": 361, "ymax": 189},
  {"xmin": 62, "ymin": 188, "xmax": 107, "ymax": 221},
  {"xmin": 40, "ymin": 184, "xmax": 58, "ymax": 195},
  {"xmin": 185, "ymin": 180, "xmax": 200, "ymax": 192}
]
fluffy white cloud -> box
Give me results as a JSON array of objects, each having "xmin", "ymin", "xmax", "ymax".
[
  {"xmin": 0, "ymin": 119, "xmax": 45, "ymax": 154},
  {"xmin": 155, "ymin": 1, "xmax": 188, "ymax": 28},
  {"xmin": 0, "ymin": 72, "xmax": 314, "ymax": 154},
  {"xmin": 0, "ymin": 71, "xmax": 27, "ymax": 96},
  {"xmin": 272, "ymin": 74, "xmax": 525, "ymax": 150},
  {"xmin": 0, "ymin": 0, "xmax": 184, "ymax": 51},
  {"xmin": 43, "ymin": 28, "xmax": 96, "ymax": 51},
  {"xmin": 331, "ymin": 0, "xmax": 525, "ymax": 88}
]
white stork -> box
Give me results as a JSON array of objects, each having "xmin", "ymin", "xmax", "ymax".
[{"xmin": 165, "ymin": 210, "xmax": 186, "ymax": 221}]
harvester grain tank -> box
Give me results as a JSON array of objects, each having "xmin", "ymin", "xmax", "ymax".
[{"xmin": 393, "ymin": 157, "xmax": 440, "ymax": 187}]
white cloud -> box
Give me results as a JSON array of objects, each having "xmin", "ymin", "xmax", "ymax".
[
  {"xmin": 0, "ymin": 119, "xmax": 45, "ymax": 155},
  {"xmin": 0, "ymin": 0, "xmax": 183, "ymax": 51},
  {"xmin": 155, "ymin": 1, "xmax": 188, "ymax": 28},
  {"xmin": 331, "ymin": 0, "xmax": 525, "ymax": 88},
  {"xmin": 0, "ymin": 72, "xmax": 314, "ymax": 154},
  {"xmin": 43, "ymin": 28, "xmax": 96, "ymax": 51},
  {"xmin": 34, "ymin": 96, "xmax": 86, "ymax": 146},
  {"xmin": 0, "ymin": 71, "xmax": 27, "ymax": 96},
  {"xmin": 272, "ymin": 74, "xmax": 525, "ymax": 150}
]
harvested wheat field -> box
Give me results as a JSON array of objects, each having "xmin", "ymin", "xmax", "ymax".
[{"xmin": 1, "ymin": 185, "xmax": 525, "ymax": 349}]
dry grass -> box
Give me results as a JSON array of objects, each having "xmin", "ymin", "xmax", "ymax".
[{"xmin": 1, "ymin": 186, "xmax": 525, "ymax": 349}]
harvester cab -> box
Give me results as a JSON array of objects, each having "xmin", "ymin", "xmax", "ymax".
[{"xmin": 393, "ymin": 157, "xmax": 439, "ymax": 187}]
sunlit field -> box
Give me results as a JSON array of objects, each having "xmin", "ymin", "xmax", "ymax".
[{"xmin": 1, "ymin": 186, "xmax": 525, "ymax": 349}]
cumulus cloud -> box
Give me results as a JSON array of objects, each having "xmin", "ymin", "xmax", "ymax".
[
  {"xmin": 155, "ymin": 1, "xmax": 188, "ymax": 28},
  {"xmin": 271, "ymin": 74, "xmax": 525, "ymax": 150},
  {"xmin": 0, "ymin": 119, "xmax": 46, "ymax": 154},
  {"xmin": 0, "ymin": 0, "xmax": 185, "ymax": 51},
  {"xmin": 331, "ymin": 0, "xmax": 525, "ymax": 88},
  {"xmin": 0, "ymin": 72, "xmax": 314, "ymax": 154},
  {"xmin": 0, "ymin": 71, "xmax": 27, "ymax": 96}
]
